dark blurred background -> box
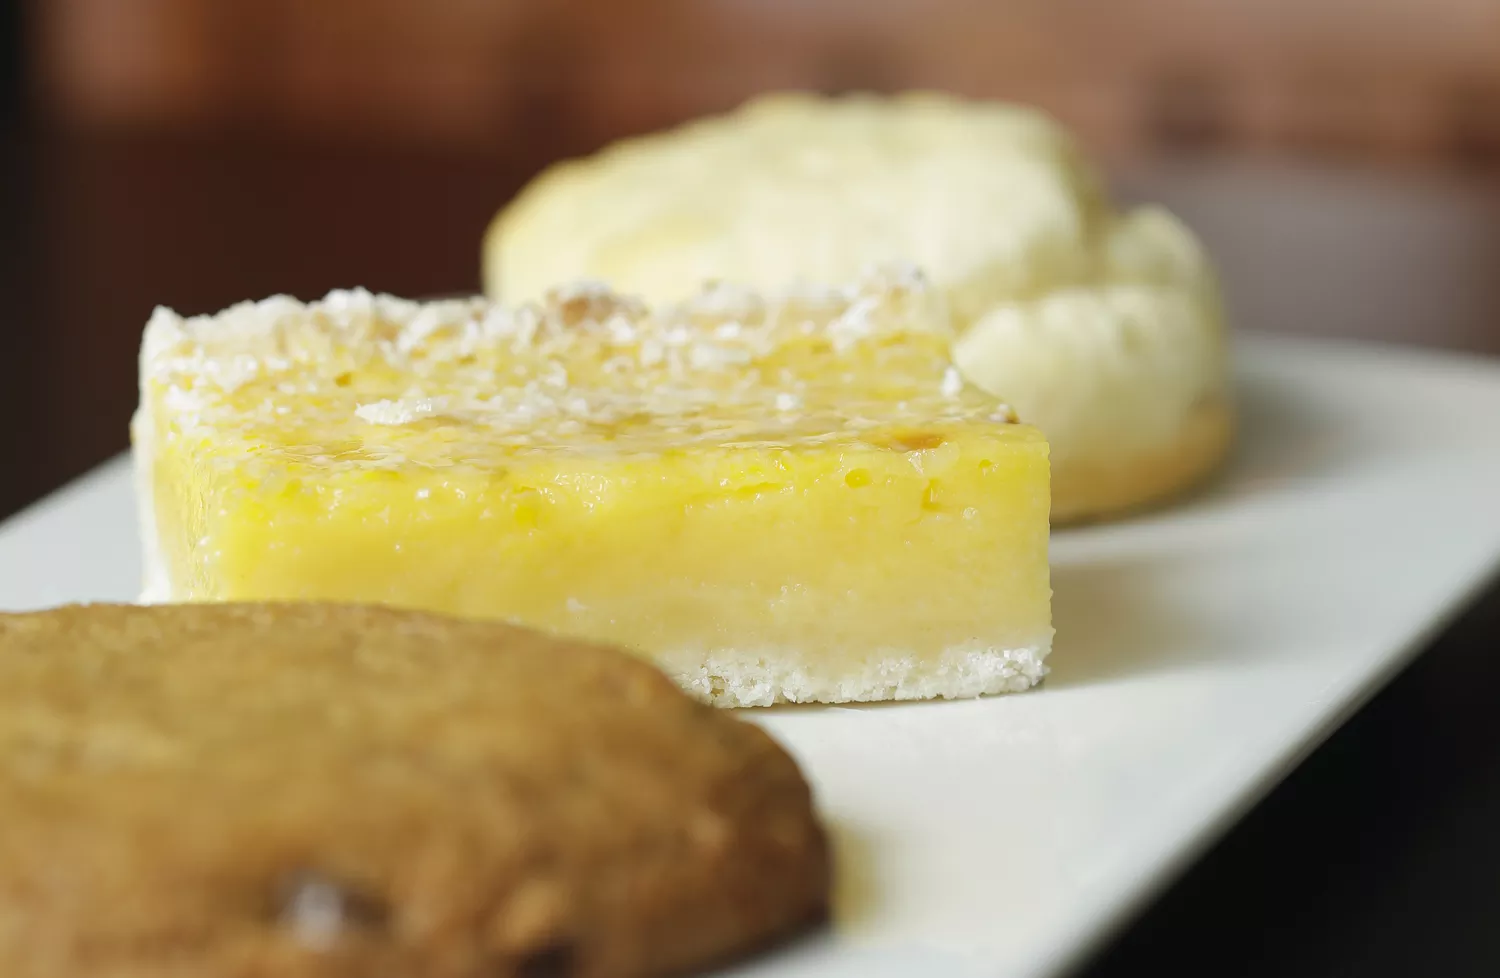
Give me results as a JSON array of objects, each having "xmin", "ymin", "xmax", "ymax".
[
  {"xmin": 3, "ymin": 6, "xmax": 1500, "ymax": 978},
  {"xmin": 5, "ymin": 0, "xmax": 1500, "ymax": 520}
]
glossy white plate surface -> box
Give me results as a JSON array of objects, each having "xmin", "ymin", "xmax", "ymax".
[{"xmin": 3, "ymin": 333, "xmax": 1499, "ymax": 977}]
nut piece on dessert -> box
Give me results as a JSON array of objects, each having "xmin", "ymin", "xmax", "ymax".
[
  {"xmin": 0, "ymin": 602, "xmax": 829, "ymax": 978},
  {"xmin": 483, "ymin": 90, "xmax": 1232, "ymax": 523},
  {"xmin": 132, "ymin": 267, "xmax": 1052, "ymax": 707}
]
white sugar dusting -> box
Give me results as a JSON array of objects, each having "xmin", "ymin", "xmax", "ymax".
[
  {"xmin": 548, "ymin": 279, "xmax": 615, "ymax": 304},
  {"xmin": 829, "ymin": 295, "xmax": 880, "ymax": 351},
  {"xmin": 137, "ymin": 264, "xmax": 1023, "ymax": 467},
  {"xmin": 355, "ymin": 396, "xmax": 450, "ymax": 426},
  {"xmin": 688, "ymin": 342, "xmax": 753, "ymax": 370},
  {"xmin": 638, "ymin": 338, "xmax": 666, "ymax": 367}
]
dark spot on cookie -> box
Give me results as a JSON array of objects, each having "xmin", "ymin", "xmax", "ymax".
[
  {"xmin": 273, "ymin": 869, "xmax": 390, "ymax": 948},
  {"xmin": 515, "ymin": 940, "xmax": 575, "ymax": 978}
]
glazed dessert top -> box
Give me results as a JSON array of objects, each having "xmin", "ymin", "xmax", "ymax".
[{"xmin": 139, "ymin": 266, "xmax": 1032, "ymax": 473}]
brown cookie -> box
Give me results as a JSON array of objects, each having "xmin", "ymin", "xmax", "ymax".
[{"xmin": 0, "ymin": 603, "xmax": 829, "ymax": 978}]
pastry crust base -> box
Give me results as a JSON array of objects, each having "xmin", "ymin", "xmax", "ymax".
[{"xmin": 1051, "ymin": 395, "xmax": 1234, "ymax": 525}]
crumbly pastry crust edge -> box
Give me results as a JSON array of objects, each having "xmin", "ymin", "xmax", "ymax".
[
  {"xmin": 1049, "ymin": 394, "xmax": 1234, "ymax": 525},
  {"xmin": 661, "ymin": 638, "xmax": 1053, "ymax": 708}
]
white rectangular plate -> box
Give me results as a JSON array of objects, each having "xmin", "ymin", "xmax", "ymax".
[{"xmin": 3, "ymin": 333, "xmax": 1499, "ymax": 978}]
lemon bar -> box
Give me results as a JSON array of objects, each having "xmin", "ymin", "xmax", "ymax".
[{"xmin": 133, "ymin": 268, "xmax": 1052, "ymax": 706}]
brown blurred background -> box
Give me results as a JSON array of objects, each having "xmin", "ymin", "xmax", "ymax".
[
  {"xmin": 5, "ymin": 0, "xmax": 1500, "ymax": 519},
  {"xmin": 33, "ymin": 0, "xmax": 1500, "ymax": 163}
]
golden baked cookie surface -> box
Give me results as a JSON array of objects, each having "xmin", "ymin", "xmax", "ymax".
[{"xmin": 0, "ymin": 603, "xmax": 828, "ymax": 978}]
